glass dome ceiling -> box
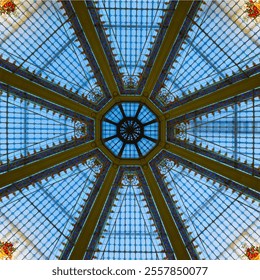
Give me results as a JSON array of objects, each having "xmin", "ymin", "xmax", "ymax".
[
  {"xmin": 102, "ymin": 102, "xmax": 159, "ymax": 158},
  {"xmin": 0, "ymin": 0, "xmax": 259, "ymax": 260}
]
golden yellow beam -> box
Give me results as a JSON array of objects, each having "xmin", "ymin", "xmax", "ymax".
[
  {"xmin": 0, "ymin": 67, "xmax": 96, "ymax": 118},
  {"xmin": 142, "ymin": 165, "xmax": 191, "ymax": 260},
  {"xmin": 95, "ymin": 95, "xmax": 163, "ymax": 121},
  {"xmin": 69, "ymin": 164, "xmax": 118, "ymax": 259},
  {"xmin": 71, "ymin": 1, "xmax": 119, "ymax": 96},
  {"xmin": 141, "ymin": 1, "xmax": 194, "ymax": 96},
  {"xmin": 167, "ymin": 143, "xmax": 260, "ymax": 192},
  {"xmin": 0, "ymin": 142, "xmax": 95, "ymax": 189},
  {"xmin": 165, "ymin": 74, "xmax": 260, "ymax": 119}
]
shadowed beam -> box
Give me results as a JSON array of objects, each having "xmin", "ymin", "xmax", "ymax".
[
  {"xmin": 141, "ymin": 1, "xmax": 195, "ymax": 97},
  {"xmin": 0, "ymin": 67, "xmax": 96, "ymax": 118},
  {"xmin": 142, "ymin": 165, "xmax": 190, "ymax": 260},
  {"xmin": 166, "ymin": 143, "xmax": 260, "ymax": 193},
  {"xmin": 0, "ymin": 142, "xmax": 95, "ymax": 189},
  {"xmin": 71, "ymin": 1, "xmax": 119, "ymax": 96},
  {"xmin": 69, "ymin": 164, "xmax": 118, "ymax": 259},
  {"xmin": 164, "ymin": 73, "xmax": 260, "ymax": 119}
]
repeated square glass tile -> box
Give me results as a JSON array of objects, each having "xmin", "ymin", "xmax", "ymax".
[
  {"xmin": 0, "ymin": 0, "xmax": 104, "ymax": 104},
  {"xmin": 156, "ymin": 0, "xmax": 260, "ymax": 106}
]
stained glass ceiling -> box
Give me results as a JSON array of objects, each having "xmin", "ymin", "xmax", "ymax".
[{"xmin": 0, "ymin": 0, "xmax": 259, "ymax": 260}]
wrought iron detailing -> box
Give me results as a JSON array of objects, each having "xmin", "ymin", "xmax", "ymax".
[
  {"xmin": 118, "ymin": 117, "xmax": 143, "ymax": 143},
  {"xmin": 102, "ymin": 102, "xmax": 159, "ymax": 158},
  {"xmin": 154, "ymin": 155, "xmax": 260, "ymax": 260},
  {"xmin": 0, "ymin": 150, "xmax": 107, "ymax": 260},
  {"xmin": 168, "ymin": 90, "xmax": 260, "ymax": 177},
  {"xmin": 86, "ymin": 167, "xmax": 174, "ymax": 260},
  {"xmin": 0, "ymin": 88, "xmax": 92, "ymax": 173}
]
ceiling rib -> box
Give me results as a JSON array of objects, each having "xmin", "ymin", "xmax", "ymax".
[
  {"xmin": 161, "ymin": 65, "xmax": 260, "ymax": 112},
  {"xmin": 136, "ymin": 1, "xmax": 178, "ymax": 95},
  {"xmin": 69, "ymin": 164, "xmax": 118, "ymax": 259},
  {"xmin": 0, "ymin": 142, "xmax": 95, "ymax": 190},
  {"xmin": 164, "ymin": 72, "xmax": 260, "ymax": 119},
  {"xmin": 61, "ymin": 0, "xmax": 111, "ymax": 109},
  {"xmin": 70, "ymin": 0, "xmax": 119, "ymax": 96},
  {"xmin": 142, "ymin": 165, "xmax": 191, "ymax": 260},
  {"xmin": 0, "ymin": 67, "xmax": 96, "ymax": 118},
  {"xmin": 166, "ymin": 143, "xmax": 260, "ymax": 194},
  {"xmin": 141, "ymin": 0, "xmax": 198, "ymax": 97},
  {"xmin": 85, "ymin": 0, "xmax": 124, "ymax": 93}
]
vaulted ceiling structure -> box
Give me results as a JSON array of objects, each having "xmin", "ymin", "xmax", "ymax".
[{"xmin": 0, "ymin": 0, "xmax": 259, "ymax": 260}]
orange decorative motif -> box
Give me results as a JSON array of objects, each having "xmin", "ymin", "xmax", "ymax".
[
  {"xmin": 0, "ymin": 0, "xmax": 17, "ymax": 15},
  {"xmin": 244, "ymin": 0, "xmax": 260, "ymax": 22},
  {"xmin": 0, "ymin": 241, "xmax": 16, "ymax": 260},
  {"xmin": 245, "ymin": 245, "xmax": 260, "ymax": 260}
]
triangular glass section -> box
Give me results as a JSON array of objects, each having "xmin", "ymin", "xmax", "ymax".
[
  {"xmin": 0, "ymin": 0, "xmax": 103, "ymax": 103},
  {"xmin": 0, "ymin": 89, "xmax": 89, "ymax": 167},
  {"xmin": 173, "ymin": 93, "xmax": 260, "ymax": 172},
  {"xmin": 0, "ymin": 157, "xmax": 103, "ymax": 260},
  {"xmin": 157, "ymin": 0, "xmax": 260, "ymax": 106},
  {"xmin": 88, "ymin": 168, "xmax": 173, "ymax": 260},
  {"xmin": 156, "ymin": 156, "xmax": 260, "ymax": 260},
  {"xmin": 95, "ymin": 0, "xmax": 168, "ymax": 88}
]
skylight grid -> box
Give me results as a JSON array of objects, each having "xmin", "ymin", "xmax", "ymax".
[
  {"xmin": 158, "ymin": 158, "xmax": 260, "ymax": 259},
  {"xmin": 1, "ymin": 0, "xmax": 259, "ymax": 261},
  {"xmin": 144, "ymin": 123, "xmax": 159, "ymax": 138},
  {"xmin": 106, "ymin": 138, "xmax": 123, "ymax": 152},
  {"xmin": 122, "ymin": 144, "xmax": 139, "ymax": 158},
  {"xmin": 122, "ymin": 102, "xmax": 139, "ymax": 117},
  {"xmin": 102, "ymin": 103, "xmax": 159, "ymax": 158},
  {"xmin": 0, "ymin": 0, "xmax": 104, "ymax": 104},
  {"xmin": 174, "ymin": 96, "xmax": 260, "ymax": 171},
  {"xmin": 138, "ymin": 107, "xmax": 156, "ymax": 122},
  {"xmin": 105, "ymin": 107, "xmax": 123, "ymax": 122},
  {"xmin": 156, "ymin": 0, "xmax": 260, "ymax": 107},
  {"xmin": 0, "ymin": 90, "xmax": 76, "ymax": 167},
  {"xmin": 95, "ymin": 0, "xmax": 167, "ymax": 85},
  {"xmin": 91, "ymin": 169, "xmax": 168, "ymax": 260},
  {"xmin": 0, "ymin": 161, "xmax": 100, "ymax": 259}
]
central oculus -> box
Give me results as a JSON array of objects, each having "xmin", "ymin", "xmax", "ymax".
[
  {"xmin": 118, "ymin": 117, "xmax": 143, "ymax": 143},
  {"xmin": 101, "ymin": 102, "xmax": 159, "ymax": 159}
]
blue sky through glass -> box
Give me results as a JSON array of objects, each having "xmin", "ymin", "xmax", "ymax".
[{"xmin": 102, "ymin": 102, "xmax": 159, "ymax": 158}]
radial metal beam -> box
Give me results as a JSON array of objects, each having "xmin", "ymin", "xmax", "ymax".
[
  {"xmin": 166, "ymin": 143, "xmax": 260, "ymax": 193},
  {"xmin": 165, "ymin": 73, "xmax": 260, "ymax": 119},
  {"xmin": 0, "ymin": 142, "xmax": 95, "ymax": 189},
  {"xmin": 141, "ymin": 1, "xmax": 195, "ymax": 97},
  {"xmin": 0, "ymin": 67, "xmax": 96, "ymax": 118},
  {"xmin": 142, "ymin": 165, "xmax": 190, "ymax": 260},
  {"xmin": 71, "ymin": 1, "xmax": 119, "ymax": 96},
  {"xmin": 69, "ymin": 164, "xmax": 118, "ymax": 259}
]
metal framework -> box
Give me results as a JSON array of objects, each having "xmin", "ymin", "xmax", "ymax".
[
  {"xmin": 68, "ymin": 0, "xmax": 119, "ymax": 97},
  {"xmin": 101, "ymin": 102, "xmax": 159, "ymax": 159},
  {"xmin": 0, "ymin": 0, "xmax": 259, "ymax": 260},
  {"xmin": 141, "ymin": 0, "xmax": 198, "ymax": 97},
  {"xmin": 0, "ymin": 67, "xmax": 97, "ymax": 118},
  {"xmin": 85, "ymin": 167, "xmax": 175, "ymax": 260}
]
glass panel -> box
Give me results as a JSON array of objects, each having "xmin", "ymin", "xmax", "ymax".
[
  {"xmin": 157, "ymin": 157, "xmax": 260, "ymax": 259},
  {"xmin": 0, "ymin": 157, "xmax": 103, "ymax": 259},
  {"xmin": 95, "ymin": 0, "xmax": 167, "ymax": 87},
  {"xmin": 174, "ymin": 94, "xmax": 260, "ymax": 171},
  {"xmin": 156, "ymin": 0, "xmax": 259, "ymax": 106},
  {"xmin": 102, "ymin": 103, "xmax": 159, "ymax": 158},
  {"xmin": 0, "ymin": 89, "xmax": 88, "ymax": 168},
  {"xmin": 91, "ymin": 169, "xmax": 168, "ymax": 260},
  {"xmin": 0, "ymin": 0, "xmax": 104, "ymax": 104}
]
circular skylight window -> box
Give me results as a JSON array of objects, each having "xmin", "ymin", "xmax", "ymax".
[{"xmin": 102, "ymin": 102, "xmax": 159, "ymax": 158}]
